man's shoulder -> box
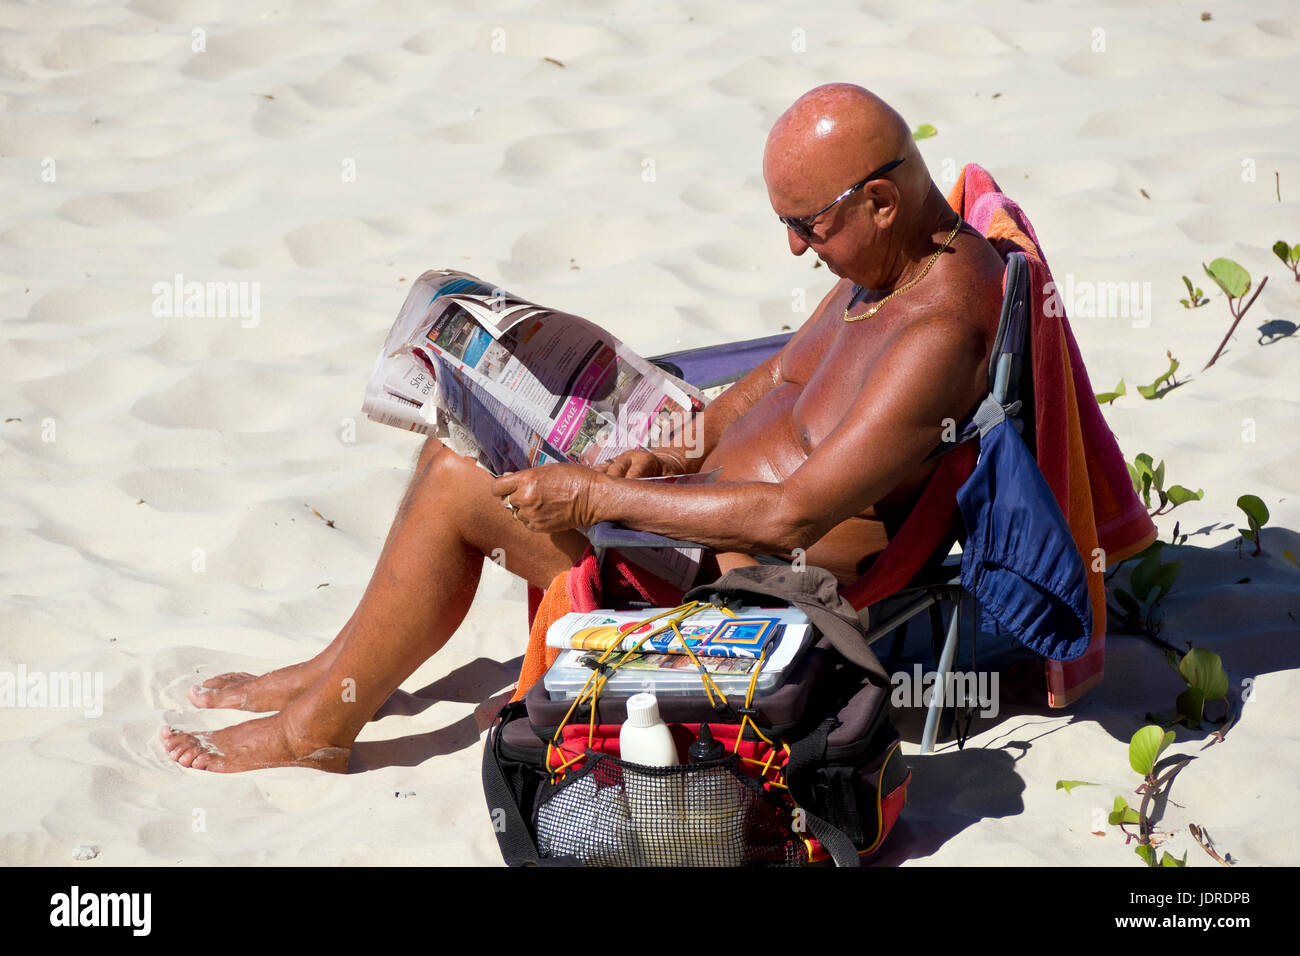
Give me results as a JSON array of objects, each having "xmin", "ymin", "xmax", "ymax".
[
  {"xmin": 885, "ymin": 234, "xmax": 1006, "ymax": 383},
  {"xmin": 933, "ymin": 229, "xmax": 1007, "ymax": 314},
  {"xmin": 906, "ymin": 231, "xmax": 1006, "ymax": 340}
]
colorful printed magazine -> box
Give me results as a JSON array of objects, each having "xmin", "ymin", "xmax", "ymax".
[
  {"xmin": 542, "ymin": 608, "xmax": 815, "ymax": 700},
  {"xmin": 544, "ymin": 606, "xmax": 811, "ymax": 660}
]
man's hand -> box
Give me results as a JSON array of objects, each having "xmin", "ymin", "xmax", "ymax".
[
  {"xmin": 490, "ymin": 464, "xmax": 602, "ymax": 532},
  {"xmin": 591, "ymin": 448, "xmax": 685, "ymax": 479}
]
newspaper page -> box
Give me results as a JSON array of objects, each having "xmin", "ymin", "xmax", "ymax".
[{"xmin": 362, "ymin": 270, "xmax": 708, "ymax": 587}]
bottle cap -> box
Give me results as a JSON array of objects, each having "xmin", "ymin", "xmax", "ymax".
[
  {"xmin": 625, "ymin": 693, "xmax": 661, "ymax": 729},
  {"xmin": 689, "ymin": 722, "xmax": 725, "ymax": 762}
]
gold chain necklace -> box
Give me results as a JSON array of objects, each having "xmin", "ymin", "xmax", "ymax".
[{"xmin": 843, "ymin": 215, "xmax": 963, "ymax": 322}]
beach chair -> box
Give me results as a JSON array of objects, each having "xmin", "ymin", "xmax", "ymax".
[{"xmin": 541, "ymin": 251, "xmax": 1036, "ymax": 755}]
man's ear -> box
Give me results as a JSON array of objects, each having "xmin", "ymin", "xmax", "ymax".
[{"xmin": 865, "ymin": 181, "xmax": 901, "ymax": 230}]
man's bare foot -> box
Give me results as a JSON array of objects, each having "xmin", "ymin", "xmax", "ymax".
[
  {"xmin": 159, "ymin": 714, "xmax": 350, "ymax": 773},
  {"xmin": 188, "ymin": 657, "xmax": 333, "ymax": 713}
]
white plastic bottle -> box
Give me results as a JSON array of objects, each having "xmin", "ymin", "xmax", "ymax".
[
  {"xmin": 619, "ymin": 694, "xmax": 679, "ymax": 767},
  {"xmin": 619, "ymin": 693, "xmax": 686, "ymax": 865}
]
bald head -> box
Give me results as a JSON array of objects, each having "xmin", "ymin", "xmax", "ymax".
[
  {"xmin": 764, "ymin": 84, "xmax": 927, "ymax": 217},
  {"xmin": 763, "ymin": 84, "xmax": 944, "ymax": 284}
]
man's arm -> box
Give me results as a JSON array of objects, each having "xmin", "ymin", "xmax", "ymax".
[
  {"xmin": 495, "ymin": 310, "xmax": 987, "ymax": 552},
  {"xmin": 601, "ymin": 280, "xmax": 849, "ymax": 478},
  {"xmin": 647, "ymin": 347, "xmax": 782, "ymax": 474}
]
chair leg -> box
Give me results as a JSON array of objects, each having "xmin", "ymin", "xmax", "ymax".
[
  {"xmin": 928, "ymin": 604, "xmax": 944, "ymax": 661},
  {"xmin": 951, "ymin": 596, "xmax": 980, "ymax": 748},
  {"xmin": 888, "ymin": 620, "xmax": 909, "ymax": 661},
  {"xmin": 920, "ymin": 597, "xmax": 962, "ymax": 755}
]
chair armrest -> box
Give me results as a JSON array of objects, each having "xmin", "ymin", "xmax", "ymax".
[{"xmin": 585, "ymin": 521, "xmax": 707, "ymax": 551}]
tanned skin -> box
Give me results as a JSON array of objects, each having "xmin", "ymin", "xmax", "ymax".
[{"xmin": 160, "ymin": 84, "xmax": 1007, "ymax": 772}]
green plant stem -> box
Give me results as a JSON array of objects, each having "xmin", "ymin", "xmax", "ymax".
[
  {"xmin": 1138, "ymin": 629, "xmax": 1183, "ymax": 656},
  {"xmin": 1136, "ymin": 757, "xmax": 1192, "ymax": 848},
  {"xmin": 1203, "ymin": 276, "xmax": 1269, "ymax": 372},
  {"xmin": 1189, "ymin": 824, "xmax": 1233, "ymax": 866}
]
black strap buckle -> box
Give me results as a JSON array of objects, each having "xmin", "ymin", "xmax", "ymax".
[{"xmin": 578, "ymin": 654, "xmax": 614, "ymax": 676}]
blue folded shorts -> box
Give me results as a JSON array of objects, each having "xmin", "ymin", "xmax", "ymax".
[{"xmin": 956, "ymin": 397, "xmax": 1092, "ymax": 661}]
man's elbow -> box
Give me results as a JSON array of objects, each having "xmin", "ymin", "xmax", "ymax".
[{"xmin": 764, "ymin": 508, "xmax": 822, "ymax": 556}]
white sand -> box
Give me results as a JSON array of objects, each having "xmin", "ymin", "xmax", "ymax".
[{"xmin": 2, "ymin": 0, "xmax": 1298, "ymax": 866}]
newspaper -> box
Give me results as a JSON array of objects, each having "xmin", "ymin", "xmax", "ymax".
[{"xmin": 362, "ymin": 270, "xmax": 708, "ymax": 588}]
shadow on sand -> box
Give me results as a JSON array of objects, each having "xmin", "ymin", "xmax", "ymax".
[
  {"xmin": 349, "ymin": 655, "xmax": 521, "ymax": 771},
  {"xmin": 869, "ymin": 528, "xmax": 1300, "ymax": 862}
]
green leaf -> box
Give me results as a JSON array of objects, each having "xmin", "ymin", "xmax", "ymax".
[
  {"xmin": 912, "ymin": 123, "xmax": 937, "ymax": 140},
  {"xmin": 1055, "ymin": 779, "xmax": 1099, "ymax": 793},
  {"xmin": 1203, "ymin": 258, "xmax": 1251, "ymax": 300},
  {"xmin": 1095, "ymin": 379, "xmax": 1126, "ymax": 405},
  {"xmin": 1293, "ymin": 244, "xmax": 1300, "ymax": 263},
  {"xmin": 1160, "ymin": 850, "xmax": 1188, "ymax": 867},
  {"xmin": 1109, "ymin": 795, "xmax": 1141, "ymax": 826},
  {"xmin": 1153, "ymin": 460, "xmax": 1166, "ymax": 492},
  {"xmin": 1137, "ymin": 354, "xmax": 1180, "ymax": 399},
  {"xmin": 1130, "ymin": 455, "xmax": 1155, "ymax": 504},
  {"xmin": 1135, "ymin": 844, "xmax": 1156, "ymax": 866},
  {"xmin": 1130, "ymin": 550, "xmax": 1162, "ymax": 602},
  {"xmin": 1275, "ymin": 240, "xmax": 1293, "ymax": 265},
  {"xmin": 1236, "ymin": 494, "xmax": 1269, "ymax": 528},
  {"xmin": 1153, "ymin": 560, "xmax": 1182, "ymax": 602},
  {"xmin": 1165, "ymin": 485, "xmax": 1203, "ymax": 506},
  {"xmin": 1176, "ymin": 687, "xmax": 1206, "ymax": 728},
  {"xmin": 1178, "ymin": 648, "xmax": 1228, "ymax": 700},
  {"xmin": 1129, "ymin": 725, "xmax": 1174, "ymax": 776},
  {"xmin": 1115, "ymin": 588, "xmax": 1142, "ymax": 617},
  {"xmin": 1237, "ymin": 495, "xmax": 1268, "ymax": 553},
  {"xmin": 1182, "ymin": 275, "xmax": 1196, "ymax": 296}
]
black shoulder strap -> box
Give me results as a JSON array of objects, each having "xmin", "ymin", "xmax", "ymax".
[
  {"xmin": 480, "ymin": 702, "xmax": 541, "ymax": 866},
  {"xmin": 785, "ymin": 717, "xmax": 862, "ymax": 867}
]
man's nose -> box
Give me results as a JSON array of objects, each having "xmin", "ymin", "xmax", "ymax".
[{"xmin": 787, "ymin": 227, "xmax": 810, "ymax": 255}]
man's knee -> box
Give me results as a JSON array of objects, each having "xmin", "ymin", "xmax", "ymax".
[
  {"xmin": 416, "ymin": 439, "xmax": 492, "ymax": 497},
  {"xmin": 416, "ymin": 435, "xmax": 445, "ymax": 471}
]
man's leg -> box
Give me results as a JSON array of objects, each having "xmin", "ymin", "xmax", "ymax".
[
  {"xmin": 160, "ymin": 439, "xmax": 589, "ymax": 772},
  {"xmin": 187, "ymin": 608, "xmax": 357, "ymax": 713},
  {"xmin": 189, "ymin": 438, "xmax": 444, "ymax": 713}
]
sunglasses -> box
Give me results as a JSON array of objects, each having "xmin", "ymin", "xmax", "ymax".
[{"xmin": 777, "ymin": 157, "xmax": 906, "ymax": 242}]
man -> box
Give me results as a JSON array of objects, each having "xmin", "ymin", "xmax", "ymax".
[{"xmin": 161, "ymin": 83, "xmax": 1007, "ymax": 772}]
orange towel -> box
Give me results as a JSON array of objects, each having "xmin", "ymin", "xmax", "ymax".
[
  {"xmin": 510, "ymin": 572, "xmax": 570, "ymax": 703},
  {"xmin": 512, "ymin": 548, "xmax": 681, "ymax": 702},
  {"xmin": 947, "ymin": 164, "xmax": 1157, "ymax": 705}
]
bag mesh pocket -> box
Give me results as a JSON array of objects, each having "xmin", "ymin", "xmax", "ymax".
[{"xmin": 535, "ymin": 752, "xmax": 804, "ymax": 867}]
